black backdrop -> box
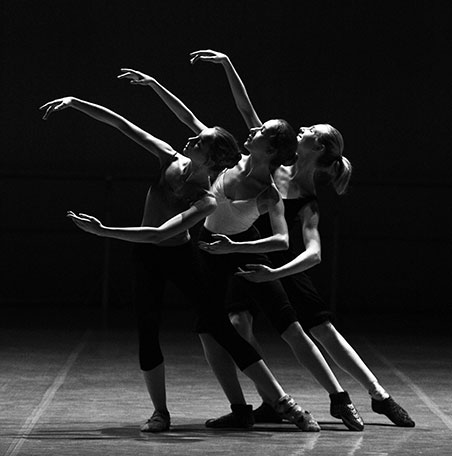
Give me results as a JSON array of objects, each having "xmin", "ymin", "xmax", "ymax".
[{"xmin": 1, "ymin": 0, "xmax": 451, "ymax": 325}]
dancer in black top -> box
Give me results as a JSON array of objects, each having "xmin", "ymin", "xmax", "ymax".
[
  {"xmin": 190, "ymin": 49, "xmax": 415, "ymax": 429},
  {"xmin": 115, "ymin": 68, "xmax": 322, "ymax": 431},
  {"xmin": 39, "ymin": 79, "xmax": 319, "ymax": 433}
]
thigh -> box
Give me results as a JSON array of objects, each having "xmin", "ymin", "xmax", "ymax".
[
  {"xmin": 281, "ymin": 272, "xmax": 334, "ymax": 330},
  {"xmin": 132, "ymin": 244, "xmax": 167, "ymax": 318},
  {"xmin": 227, "ymin": 274, "xmax": 298, "ymax": 334}
]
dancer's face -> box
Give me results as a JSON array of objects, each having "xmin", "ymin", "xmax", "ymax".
[
  {"xmin": 183, "ymin": 128, "xmax": 216, "ymax": 165},
  {"xmin": 296, "ymin": 124, "xmax": 327, "ymax": 159},
  {"xmin": 244, "ymin": 119, "xmax": 280, "ymax": 154}
]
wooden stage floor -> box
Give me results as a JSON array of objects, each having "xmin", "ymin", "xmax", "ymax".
[{"xmin": 1, "ymin": 310, "xmax": 451, "ymax": 455}]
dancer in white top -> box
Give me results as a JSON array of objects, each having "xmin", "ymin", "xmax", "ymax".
[{"xmin": 190, "ymin": 49, "xmax": 415, "ymax": 429}]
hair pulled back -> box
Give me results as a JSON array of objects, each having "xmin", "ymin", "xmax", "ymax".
[
  {"xmin": 316, "ymin": 124, "xmax": 352, "ymax": 195},
  {"xmin": 267, "ymin": 119, "xmax": 298, "ymax": 171},
  {"xmin": 208, "ymin": 126, "xmax": 242, "ymax": 173}
]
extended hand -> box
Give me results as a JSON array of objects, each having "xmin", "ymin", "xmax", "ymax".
[
  {"xmin": 189, "ymin": 49, "xmax": 228, "ymax": 65},
  {"xmin": 117, "ymin": 68, "xmax": 156, "ymax": 85},
  {"xmin": 198, "ymin": 234, "xmax": 236, "ymax": 254},
  {"xmin": 235, "ymin": 264, "xmax": 275, "ymax": 282},
  {"xmin": 67, "ymin": 211, "xmax": 104, "ymax": 236},
  {"xmin": 39, "ymin": 97, "xmax": 73, "ymax": 120}
]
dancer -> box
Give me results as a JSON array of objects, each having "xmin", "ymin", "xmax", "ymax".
[
  {"xmin": 39, "ymin": 91, "xmax": 318, "ymax": 433},
  {"xmin": 116, "ymin": 69, "xmax": 322, "ymax": 432},
  {"xmin": 190, "ymin": 49, "xmax": 415, "ymax": 429}
]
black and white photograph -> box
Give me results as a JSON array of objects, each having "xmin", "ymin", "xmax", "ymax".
[{"xmin": 1, "ymin": 1, "xmax": 451, "ymax": 455}]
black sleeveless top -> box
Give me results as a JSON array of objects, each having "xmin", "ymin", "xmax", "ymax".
[{"xmin": 254, "ymin": 196, "xmax": 318, "ymax": 267}]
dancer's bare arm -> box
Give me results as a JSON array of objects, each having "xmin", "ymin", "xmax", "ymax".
[
  {"xmin": 190, "ymin": 49, "xmax": 262, "ymax": 129},
  {"xmin": 40, "ymin": 96, "xmax": 177, "ymax": 166},
  {"xmin": 67, "ymin": 194, "xmax": 216, "ymax": 244},
  {"xmin": 118, "ymin": 68, "xmax": 207, "ymax": 134},
  {"xmin": 198, "ymin": 187, "xmax": 288, "ymax": 255},
  {"xmin": 236, "ymin": 202, "xmax": 321, "ymax": 282}
]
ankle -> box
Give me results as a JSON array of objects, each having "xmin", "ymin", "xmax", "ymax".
[
  {"xmin": 368, "ymin": 382, "xmax": 389, "ymax": 401},
  {"xmin": 330, "ymin": 391, "xmax": 352, "ymax": 405},
  {"xmin": 231, "ymin": 403, "xmax": 253, "ymax": 413}
]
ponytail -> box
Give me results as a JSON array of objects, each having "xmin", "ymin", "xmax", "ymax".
[
  {"xmin": 315, "ymin": 124, "xmax": 352, "ymax": 194},
  {"xmin": 331, "ymin": 155, "xmax": 352, "ymax": 195}
]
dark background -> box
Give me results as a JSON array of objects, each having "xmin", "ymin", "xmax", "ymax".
[{"xmin": 1, "ymin": 0, "xmax": 451, "ymax": 329}]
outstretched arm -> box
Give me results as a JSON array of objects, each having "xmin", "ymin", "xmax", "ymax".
[
  {"xmin": 190, "ymin": 49, "xmax": 262, "ymax": 129},
  {"xmin": 67, "ymin": 194, "xmax": 216, "ymax": 244},
  {"xmin": 198, "ymin": 188, "xmax": 288, "ymax": 255},
  {"xmin": 39, "ymin": 96, "xmax": 176, "ymax": 166},
  {"xmin": 118, "ymin": 68, "xmax": 207, "ymax": 134},
  {"xmin": 236, "ymin": 203, "xmax": 322, "ymax": 283}
]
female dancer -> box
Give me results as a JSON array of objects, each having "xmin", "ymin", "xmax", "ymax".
[
  {"xmin": 39, "ymin": 91, "xmax": 317, "ymax": 433},
  {"xmin": 189, "ymin": 49, "xmax": 415, "ymax": 429},
  {"xmin": 116, "ymin": 69, "xmax": 351, "ymax": 432},
  {"xmin": 116, "ymin": 69, "xmax": 324, "ymax": 432}
]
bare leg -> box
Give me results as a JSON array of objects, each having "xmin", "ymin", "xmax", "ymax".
[
  {"xmin": 198, "ymin": 333, "xmax": 319, "ymax": 431},
  {"xmin": 141, "ymin": 363, "xmax": 170, "ymax": 432},
  {"xmin": 281, "ymin": 321, "xmax": 343, "ymax": 394},
  {"xmin": 199, "ymin": 333, "xmax": 247, "ymax": 405},
  {"xmin": 229, "ymin": 311, "xmax": 274, "ymax": 404},
  {"xmin": 309, "ymin": 322, "xmax": 388, "ymax": 399},
  {"xmin": 143, "ymin": 362, "xmax": 168, "ymax": 410},
  {"xmin": 229, "ymin": 311, "xmax": 265, "ymax": 354},
  {"xmin": 310, "ymin": 322, "xmax": 415, "ymax": 427},
  {"xmin": 231, "ymin": 313, "xmax": 365, "ymax": 430}
]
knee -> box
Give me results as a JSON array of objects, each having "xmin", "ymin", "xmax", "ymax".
[
  {"xmin": 310, "ymin": 321, "xmax": 335, "ymax": 343},
  {"xmin": 229, "ymin": 311, "xmax": 253, "ymax": 339},
  {"xmin": 281, "ymin": 321, "xmax": 308, "ymax": 342}
]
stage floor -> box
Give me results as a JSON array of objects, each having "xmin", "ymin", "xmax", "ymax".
[{"xmin": 1, "ymin": 310, "xmax": 451, "ymax": 456}]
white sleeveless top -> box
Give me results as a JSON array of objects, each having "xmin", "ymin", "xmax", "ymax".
[{"xmin": 204, "ymin": 169, "xmax": 274, "ymax": 235}]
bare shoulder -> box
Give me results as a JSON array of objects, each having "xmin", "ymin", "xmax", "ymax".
[
  {"xmin": 299, "ymin": 200, "xmax": 320, "ymax": 228},
  {"xmin": 257, "ymin": 183, "xmax": 282, "ymax": 213}
]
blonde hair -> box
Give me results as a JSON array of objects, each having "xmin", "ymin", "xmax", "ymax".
[{"xmin": 315, "ymin": 124, "xmax": 352, "ymax": 195}]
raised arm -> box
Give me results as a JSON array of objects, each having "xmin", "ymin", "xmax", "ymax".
[
  {"xmin": 190, "ymin": 49, "xmax": 262, "ymax": 129},
  {"xmin": 39, "ymin": 96, "xmax": 176, "ymax": 166},
  {"xmin": 67, "ymin": 193, "xmax": 217, "ymax": 244},
  {"xmin": 117, "ymin": 68, "xmax": 207, "ymax": 134}
]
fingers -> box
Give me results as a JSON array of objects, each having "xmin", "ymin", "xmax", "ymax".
[
  {"xmin": 190, "ymin": 55, "xmax": 216, "ymax": 65},
  {"xmin": 117, "ymin": 73, "xmax": 137, "ymax": 81},
  {"xmin": 234, "ymin": 271, "xmax": 256, "ymax": 282},
  {"xmin": 189, "ymin": 56, "xmax": 200, "ymax": 65},
  {"xmin": 39, "ymin": 101, "xmax": 55, "ymax": 120},
  {"xmin": 41, "ymin": 105, "xmax": 55, "ymax": 121},
  {"xmin": 40, "ymin": 101, "xmax": 64, "ymax": 120},
  {"xmin": 117, "ymin": 68, "xmax": 140, "ymax": 80},
  {"xmin": 242, "ymin": 264, "xmax": 262, "ymax": 271},
  {"xmin": 78, "ymin": 213, "xmax": 98, "ymax": 222},
  {"xmin": 189, "ymin": 49, "xmax": 215, "ymax": 57},
  {"xmin": 189, "ymin": 50, "xmax": 218, "ymax": 65},
  {"xmin": 211, "ymin": 234, "xmax": 228, "ymax": 240},
  {"xmin": 66, "ymin": 211, "xmax": 92, "ymax": 222},
  {"xmin": 39, "ymin": 101, "xmax": 53, "ymax": 110}
]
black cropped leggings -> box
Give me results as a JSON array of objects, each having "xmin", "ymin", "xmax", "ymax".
[
  {"xmin": 198, "ymin": 226, "xmax": 298, "ymax": 334},
  {"xmin": 132, "ymin": 241, "xmax": 261, "ymax": 372}
]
